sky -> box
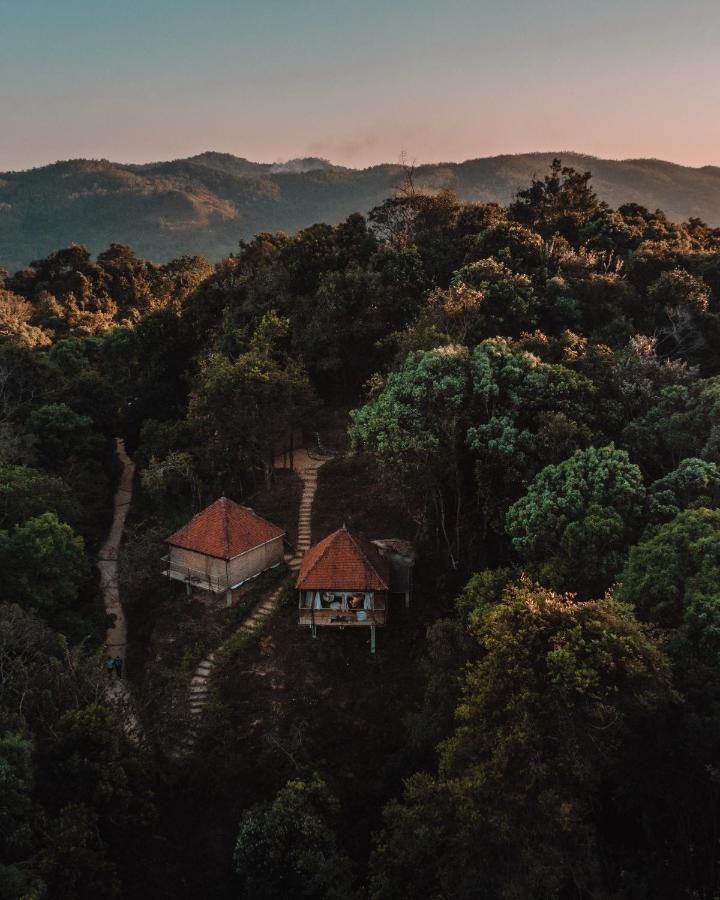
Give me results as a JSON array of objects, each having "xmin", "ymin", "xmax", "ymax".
[{"xmin": 1, "ymin": 0, "xmax": 719, "ymax": 172}]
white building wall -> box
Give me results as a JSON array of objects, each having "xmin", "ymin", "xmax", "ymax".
[
  {"xmin": 166, "ymin": 536, "xmax": 284, "ymax": 593},
  {"xmin": 228, "ymin": 536, "xmax": 284, "ymax": 586}
]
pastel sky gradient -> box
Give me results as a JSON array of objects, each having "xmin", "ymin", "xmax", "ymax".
[{"xmin": 1, "ymin": 0, "xmax": 719, "ymax": 171}]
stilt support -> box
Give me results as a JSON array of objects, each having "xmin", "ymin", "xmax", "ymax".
[
  {"xmin": 225, "ymin": 589, "xmax": 233, "ymax": 608},
  {"xmin": 185, "ymin": 581, "xmax": 191, "ymax": 597},
  {"xmin": 311, "ymin": 623, "xmax": 317, "ymax": 639},
  {"xmin": 405, "ymin": 591, "xmax": 410, "ymax": 609},
  {"xmin": 370, "ymin": 624, "xmax": 376, "ymax": 654}
]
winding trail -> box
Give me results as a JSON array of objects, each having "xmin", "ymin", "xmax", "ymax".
[
  {"xmin": 97, "ymin": 438, "xmax": 142, "ymax": 742},
  {"xmin": 180, "ymin": 450, "xmax": 327, "ymax": 751}
]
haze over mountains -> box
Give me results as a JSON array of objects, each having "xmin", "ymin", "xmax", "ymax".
[{"xmin": 1, "ymin": 151, "xmax": 720, "ymax": 271}]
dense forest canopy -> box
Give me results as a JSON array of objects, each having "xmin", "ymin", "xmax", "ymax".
[{"xmin": 2, "ymin": 160, "xmax": 720, "ymax": 898}]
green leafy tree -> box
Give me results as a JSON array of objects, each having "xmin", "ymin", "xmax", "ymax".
[
  {"xmin": 619, "ymin": 507, "xmax": 720, "ymax": 634},
  {"xmin": 509, "ymin": 158, "xmax": 604, "ymax": 242},
  {"xmin": 618, "ymin": 509, "xmax": 720, "ymax": 892},
  {"xmin": 648, "ymin": 457, "xmax": 720, "ymax": 524},
  {"xmin": 234, "ymin": 774, "xmax": 356, "ymax": 900},
  {"xmin": 369, "ymin": 581, "xmax": 673, "ymax": 899},
  {"xmin": 0, "ymin": 733, "xmax": 44, "ymax": 896},
  {"xmin": 0, "ymin": 464, "xmax": 79, "ymax": 529},
  {"xmin": 506, "ymin": 445, "xmax": 646, "ymax": 594},
  {"xmin": 0, "ymin": 513, "xmax": 88, "ymax": 627},
  {"xmin": 350, "ymin": 347, "xmax": 472, "ymax": 567},
  {"xmin": 27, "ymin": 403, "xmax": 104, "ymax": 474},
  {"xmin": 189, "ymin": 312, "xmax": 314, "ymax": 495},
  {"xmin": 468, "ymin": 338, "xmax": 597, "ymax": 534},
  {"xmin": 621, "ymin": 376, "xmax": 720, "ymax": 476},
  {"xmin": 430, "ymin": 258, "xmax": 537, "ymax": 342},
  {"xmin": 647, "ymin": 268, "xmax": 713, "ymax": 361}
]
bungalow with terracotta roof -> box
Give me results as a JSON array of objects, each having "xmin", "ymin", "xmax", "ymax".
[
  {"xmin": 296, "ymin": 525, "xmax": 391, "ymax": 651},
  {"xmin": 163, "ymin": 497, "xmax": 285, "ymax": 604}
]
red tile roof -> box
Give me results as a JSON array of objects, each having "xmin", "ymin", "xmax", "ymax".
[
  {"xmin": 296, "ymin": 526, "xmax": 390, "ymax": 591},
  {"xmin": 165, "ymin": 497, "xmax": 284, "ymax": 560}
]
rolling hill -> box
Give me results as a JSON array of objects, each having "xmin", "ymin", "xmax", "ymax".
[{"xmin": 2, "ymin": 150, "xmax": 720, "ymax": 271}]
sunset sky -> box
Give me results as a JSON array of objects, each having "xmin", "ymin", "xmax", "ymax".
[{"xmin": 1, "ymin": 0, "xmax": 718, "ymax": 172}]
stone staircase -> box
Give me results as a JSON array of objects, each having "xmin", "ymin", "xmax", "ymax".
[{"xmin": 177, "ymin": 453, "xmax": 327, "ymax": 755}]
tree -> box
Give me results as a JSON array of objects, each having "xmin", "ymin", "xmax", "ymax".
[
  {"xmin": 141, "ymin": 450, "xmax": 203, "ymax": 518},
  {"xmin": 291, "ymin": 243, "xmax": 427, "ymax": 393},
  {"xmin": 27, "ymin": 403, "xmax": 104, "ymax": 475},
  {"xmin": 350, "ymin": 347, "xmax": 472, "ymax": 567},
  {"xmin": 648, "ymin": 268, "xmax": 715, "ymax": 363},
  {"xmin": 619, "ymin": 507, "xmax": 720, "ymax": 634},
  {"xmin": 369, "ymin": 581, "xmax": 673, "ymax": 899},
  {"xmin": 647, "ymin": 457, "xmax": 720, "ymax": 524},
  {"xmin": 506, "ymin": 446, "xmax": 646, "ymax": 594},
  {"xmin": 429, "ymin": 258, "xmax": 537, "ymax": 343},
  {"xmin": 0, "ymin": 289, "xmax": 51, "ymax": 348},
  {"xmin": 234, "ymin": 774, "xmax": 356, "ymax": 900},
  {"xmin": 618, "ymin": 509, "xmax": 720, "ymax": 893},
  {"xmin": 620, "ymin": 376, "xmax": 720, "ymax": 477},
  {"xmin": 0, "ymin": 464, "xmax": 79, "ymax": 529},
  {"xmin": 0, "ymin": 733, "xmax": 43, "ymax": 895},
  {"xmin": 468, "ymin": 338, "xmax": 597, "ymax": 535},
  {"xmin": 0, "ymin": 512, "xmax": 88, "ymax": 628},
  {"xmin": 509, "ymin": 158, "xmax": 604, "ymax": 242},
  {"xmin": 189, "ymin": 312, "xmax": 314, "ymax": 495}
]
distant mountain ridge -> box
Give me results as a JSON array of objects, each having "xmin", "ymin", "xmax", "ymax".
[{"xmin": 2, "ymin": 151, "xmax": 720, "ymax": 271}]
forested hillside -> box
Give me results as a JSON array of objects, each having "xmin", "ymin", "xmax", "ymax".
[
  {"xmin": 3, "ymin": 160, "xmax": 720, "ymax": 898},
  {"xmin": 3, "ymin": 150, "xmax": 720, "ymax": 272}
]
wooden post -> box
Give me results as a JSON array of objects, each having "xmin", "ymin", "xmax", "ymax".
[
  {"xmin": 225, "ymin": 589, "xmax": 233, "ymax": 608},
  {"xmin": 370, "ymin": 625, "xmax": 376, "ymax": 654},
  {"xmin": 311, "ymin": 623, "xmax": 317, "ymax": 639},
  {"xmin": 185, "ymin": 581, "xmax": 191, "ymax": 597},
  {"xmin": 405, "ymin": 591, "xmax": 410, "ymax": 609}
]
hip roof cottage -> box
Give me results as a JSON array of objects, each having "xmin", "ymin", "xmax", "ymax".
[
  {"xmin": 296, "ymin": 525, "xmax": 391, "ymax": 651},
  {"xmin": 163, "ymin": 497, "xmax": 285, "ymax": 603}
]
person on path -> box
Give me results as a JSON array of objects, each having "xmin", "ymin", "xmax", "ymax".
[
  {"xmin": 105, "ymin": 656, "xmax": 114, "ymax": 678},
  {"xmin": 114, "ymin": 655, "xmax": 123, "ymax": 679}
]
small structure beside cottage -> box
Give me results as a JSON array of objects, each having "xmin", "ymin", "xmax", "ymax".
[
  {"xmin": 371, "ymin": 539, "xmax": 415, "ymax": 608},
  {"xmin": 296, "ymin": 525, "xmax": 393, "ymax": 652},
  {"xmin": 163, "ymin": 497, "xmax": 285, "ymax": 605}
]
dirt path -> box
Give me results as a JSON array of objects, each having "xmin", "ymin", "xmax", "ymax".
[
  {"xmin": 98, "ymin": 438, "xmax": 143, "ymax": 742},
  {"xmin": 178, "ymin": 450, "xmax": 327, "ymax": 754}
]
